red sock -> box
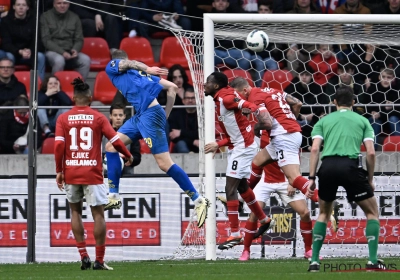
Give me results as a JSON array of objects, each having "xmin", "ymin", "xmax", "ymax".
[
  {"xmin": 76, "ymin": 241, "xmax": 89, "ymax": 260},
  {"xmin": 243, "ymin": 220, "xmax": 258, "ymax": 252},
  {"xmin": 95, "ymin": 244, "xmax": 106, "ymax": 263},
  {"xmin": 292, "ymin": 176, "xmax": 309, "ymax": 195},
  {"xmin": 248, "ymin": 162, "xmax": 263, "ymax": 189},
  {"xmin": 300, "ymin": 220, "xmax": 313, "ymax": 252},
  {"xmin": 227, "ymin": 200, "xmax": 240, "ymax": 234},
  {"xmin": 311, "ymin": 189, "xmax": 319, "ymax": 203},
  {"xmin": 240, "ymin": 188, "xmax": 267, "ymax": 221}
]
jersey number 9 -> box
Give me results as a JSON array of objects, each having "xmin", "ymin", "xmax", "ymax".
[{"xmin": 69, "ymin": 127, "xmax": 93, "ymax": 151}]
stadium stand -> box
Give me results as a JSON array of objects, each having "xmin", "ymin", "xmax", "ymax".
[
  {"xmin": 93, "ymin": 71, "xmax": 117, "ymax": 104},
  {"xmin": 54, "ymin": 71, "xmax": 83, "ymax": 101},
  {"xmin": 120, "ymin": 37, "xmax": 160, "ymax": 67},
  {"xmin": 81, "ymin": 37, "xmax": 111, "ymax": 71}
]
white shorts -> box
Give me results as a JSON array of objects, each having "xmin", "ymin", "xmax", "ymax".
[
  {"xmin": 226, "ymin": 141, "xmax": 258, "ymax": 179},
  {"xmin": 265, "ymin": 132, "xmax": 302, "ymax": 167},
  {"xmin": 253, "ymin": 181, "xmax": 305, "ymax": 206},
  {"xmin": 64, "ymin": 184, "xmax": 108, "ymax": 207}
]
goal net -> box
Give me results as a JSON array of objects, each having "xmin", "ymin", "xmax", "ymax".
[{"xmin": 172, "ymin": 14, "xmax": 400, "ymax": 260}]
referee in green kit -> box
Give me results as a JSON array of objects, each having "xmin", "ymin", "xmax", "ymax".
[{"xmin": 306, "ymin": 86, "xmax": 385, "ymax": 272}]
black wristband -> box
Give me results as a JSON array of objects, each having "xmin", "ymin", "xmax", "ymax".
[{"xmin": 308, "ymin": 176, "xmax": 316, "ymax": 180}]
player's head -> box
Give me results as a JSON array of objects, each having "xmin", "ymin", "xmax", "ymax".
[
  {"xmin": 71, "ymin": 77, "xmax": 92, "ymax": 105},
  {"xmin": 204, "ymin": 72, "xmax": 228, "ymax": 96},
  {"xmin": 109, "ymin": 103, "xmax": 126, "ymax": 129},
  {"xmin": 333, "ymin": 85, "xmax": 355, "ymax": 108},
  {"xmin": 111, "ymin": 49, "xmax": 128, "ymax": 60},
  {"xmin": 229, "ymin": 77, "xmax": 252, "ymax": 98}
]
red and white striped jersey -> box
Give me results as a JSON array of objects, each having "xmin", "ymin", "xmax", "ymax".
[
  {"xmin": 248, "ymin": 87, "xmax": 301, "ymax": 137},
  {"xmin": 214, "ymin": 87, "xmax": 259, "ymax": 148}
]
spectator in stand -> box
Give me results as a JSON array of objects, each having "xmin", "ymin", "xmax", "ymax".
[
  {"xmin": 334, "ymin": 0, "xmax": 371, "ymax": 62},
  {"xmin": 213, "ymin": 0, "xmax": 276, "ymax": 77},
  {"xmin": 316, "ymin": 0, "xmax": 346, "ymax": 13},
  {"xmin": 251, "ymin": 0, "xmax": 279, "ymax": 86},
  {"xmin": 102, "ymin": 103, "xmax": 142, "ymax": 175},
  {"xmin": 137, "ymin": 0, "xmax": 191, "ymax": 38},
  {"xmin": 70, "ymin": 0, "xmax": 121, "ymax": 54},
  {"xmin": 40, "ymin": 0, "xmax": 91, "ymax": 80},
  {"xmin": 308, "ymin": 44, "xmax": 338, "ymax": 87},
  {"xmin": 157, "ymin": 64, "xmax": 191, "ymax": 107},
  {"xmin": 242, "ymin": 0, "xmax": 258, "ymax": 12},
  {"xmin": 258, "ymin": 0, "xmax": 273, "ymax": 13},
  {"xmin": 285, "ymin": 0, "xmax": 320, "ymax": 77},
  {"xmin": 360, "ymin": 68, "xmax": 400, "ymax": 142},
  {"xmin": 37, "ymin": 76, "xmax": 72, "ymax": 138},
  {"xmin": 0, "ymin": 0, "xmax": 9, "ymax": 21},
  {"xmin": 326, "ymin": 63, "xmax": 363, "ymax": 103},
  {"xmin": 284, "ymin": 64, "xmax": 328, "ymax": 151},
  {"xmin": 186, "ymin": 0, "xmax": 244, "ymax": 32},
  {"xmin": 0, "ymin": 58, "xmax": 27, "ymax": 106},
  {"xmin": 374, "ymin": 0, "xmax": 400, "ymax": 14},
  {"xmin": 358, "ymin": 44, "xmax": 389, "ymax": 89},
  {"xmin": 0, "ymin": 95, "xmax": 42, "ymax": 154},
  {"xmin": 169, "ymin": 87, "xmax": 199, "ymax": 153},
  {"xmin": 0, "ymin": 0, "xmax": 46, "ymax": 81}
]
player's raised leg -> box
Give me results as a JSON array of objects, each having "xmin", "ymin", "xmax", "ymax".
[{"xmin": 154, "ymin": 151, "xmax": 210, "ymax": 228}]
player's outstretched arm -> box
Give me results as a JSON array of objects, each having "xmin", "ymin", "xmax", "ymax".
[
  {"xmin": 285, "ymin": 93, "xmax": 302, "ymax": 118},
  {"xmin": 159, "ymin": 79, "xmax": 178, "ymax": 118},
  {"xmin": 118, "ymin": 60, "xmax": 168, "ymax": 76}
]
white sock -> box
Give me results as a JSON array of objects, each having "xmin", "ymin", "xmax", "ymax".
[
  {"xmin": 231, "ymin": 231, "xmax": 241, "ymax": 237},
  {"xmin": 193, "ymin": 196, "xmax": 203, "ymax": 206},
  {"xmin": 109, "ymin": 193, "xmax": 120, "ymax": 199}
]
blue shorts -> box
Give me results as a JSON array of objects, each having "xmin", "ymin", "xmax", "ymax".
[{"xmin": 118, "ymin": 105, "xmax": 169, "ymax": 154}]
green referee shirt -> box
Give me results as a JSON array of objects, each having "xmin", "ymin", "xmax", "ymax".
[{"xmin": 311, "ymin": 109, "xmax": 375, "ymax": 159}]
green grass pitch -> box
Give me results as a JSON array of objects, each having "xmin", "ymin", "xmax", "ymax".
[{"xmin": 1, "ymin": 258, "xmax": 399, "ymax": 280}]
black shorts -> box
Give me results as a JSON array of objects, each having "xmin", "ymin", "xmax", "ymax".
[{"xmin": 317, "ymin": 156, "xmax": 374, "ymax": 202}]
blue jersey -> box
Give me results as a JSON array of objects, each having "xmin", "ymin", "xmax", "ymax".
[{"xmin": 105, "ymin": 59, "xmax": 163, "ymax": 115}]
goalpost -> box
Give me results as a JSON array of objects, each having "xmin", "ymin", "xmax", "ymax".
[{"xmin": 172, "ymin": 13, "xmax": 400, "ymax": 261}]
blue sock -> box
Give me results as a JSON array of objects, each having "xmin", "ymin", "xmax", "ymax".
[
  {"xmin": 167, "ymin": 164, "xmax": 199, "ymax": 201},
  {"xmin": 106, "ymin": 152, "xmax": 122, "ymax": 194}
]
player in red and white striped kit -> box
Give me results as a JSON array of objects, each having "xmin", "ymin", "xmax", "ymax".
[
  {"xmin": 239, "ymin": 132, "xmax": 314, "ymax": 261},
  {"xmin": 204, "ymin": 72, "xmax": 274, "ymax": 250},
  {"xmin": 54, "ymin": 78, "xmax": 133, "ymax": 270},
  {"xmin": 230, "ymin": 77, "xmax": 339, "ymax": 231}
]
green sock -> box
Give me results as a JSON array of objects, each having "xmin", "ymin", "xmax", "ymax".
[
  {"xmin": 366, "ymin": 219, "xmax": 380, "ymax": 264},
  {"xmin": 311, "ymin": 221, "xmax": 326, "ymax": 263}
]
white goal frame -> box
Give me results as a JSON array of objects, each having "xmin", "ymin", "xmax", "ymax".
[{"xmin": 203, "ymin": 13, "xmax": 400, "ymax": 261}]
